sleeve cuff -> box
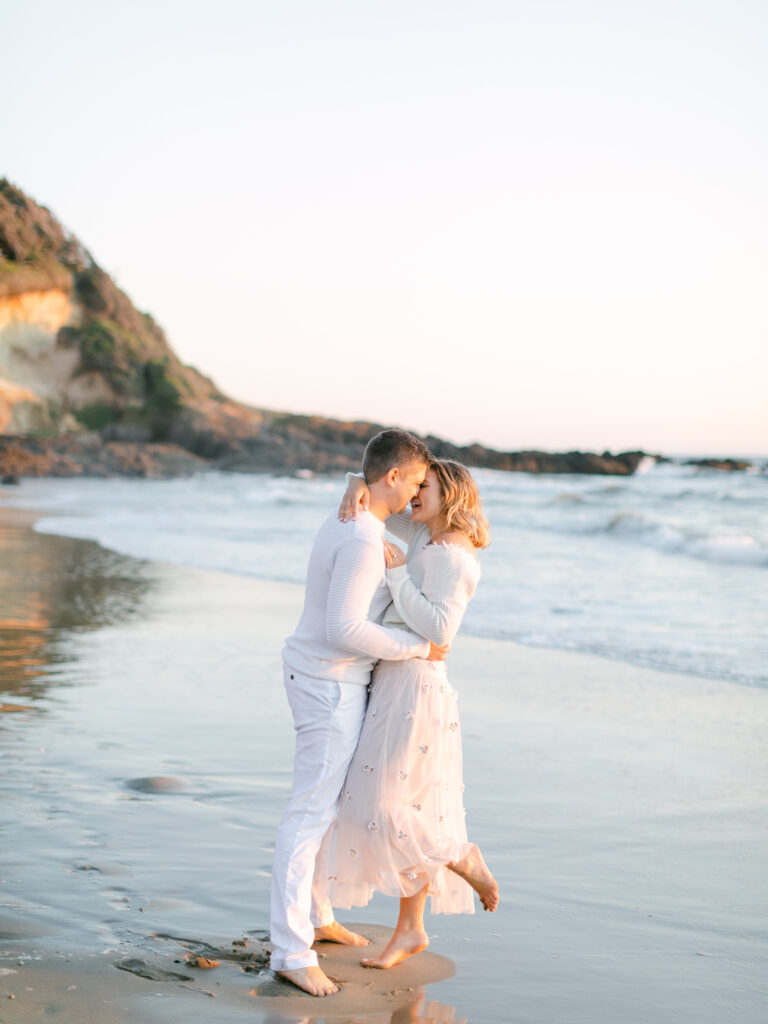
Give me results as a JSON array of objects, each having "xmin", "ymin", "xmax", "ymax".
[
  {"xmin": 345, "ymin": 471, "xmax": 366, "ymax": 483},
  {"xmin": 385, "ymin": 564, "xmax": 409, "ymax": 585}
]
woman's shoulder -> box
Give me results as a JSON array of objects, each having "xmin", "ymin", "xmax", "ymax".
[
  {"xmin": 431, "ymin": 532, "xmax": 477, "ymax": 556},
  {"xmin": 424, "ymin": 532, "xmax": 480, "ymax": 571}
]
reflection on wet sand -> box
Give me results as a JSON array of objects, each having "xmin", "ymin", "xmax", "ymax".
[
  {"xmin": 0, "ymin": 509, "xmax": 154, "ymax": 700},
  {"xmin": 258, "ymin": 992, "xmax": 466, "ymax": 1024},
  {"xmin": 247, "ymin": 922, "xmax": 464, "ymax": 1024}
]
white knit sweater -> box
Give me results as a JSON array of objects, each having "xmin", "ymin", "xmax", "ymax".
[
  {"xmin": 283, "ymin": 510, "xmax": 430, "ymax": 684},
  {"xmin": 382, "ymin": 515, "xmax": 481, "ymax": 646}
]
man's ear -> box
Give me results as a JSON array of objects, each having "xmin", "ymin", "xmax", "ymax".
[{"xmin": 385, "ymin": 466, "xmax": 400, "ymax": 488}]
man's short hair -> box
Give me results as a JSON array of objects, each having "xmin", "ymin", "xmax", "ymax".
[{"xmin": 362, "ymin": 429, "xmax": 431, "ymax": 484}]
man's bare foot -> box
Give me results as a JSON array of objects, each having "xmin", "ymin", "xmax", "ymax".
[
  {"xmin": 360, "ymin": 928, "xmax": 429, "ymax": 969},
  {"xmin": 448, "ymin": 843, "xmax": 500, "ymax": 911},
  {"xmin": 274, "ymin": 965, "xmax": 339, "ymax": 996},
  {"xmin": 314, "ymin": 921, "xmax": 370, "ymax": 946}
]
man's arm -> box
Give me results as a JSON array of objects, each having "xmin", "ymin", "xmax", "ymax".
[{"xmin": 326, "ymin": 537, "xmax": 431, "ymax": 660}]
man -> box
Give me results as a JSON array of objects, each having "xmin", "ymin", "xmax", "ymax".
[{"xmin": 269, "ymin": 428, "xmax": 448, "ymax": 996}]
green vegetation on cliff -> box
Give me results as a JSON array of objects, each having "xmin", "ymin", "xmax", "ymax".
[
  {"xmin": 0, "ymin": 179, "xmax": 78, "ymax": 297},
  {"xmin": 0, "ymin": 178, "xmax": 221, "ymax": 439}
]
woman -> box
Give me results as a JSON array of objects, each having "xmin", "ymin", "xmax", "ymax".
[{"xmin": 318, "ymin": 459, "xmax": 499, "ymax": 969}]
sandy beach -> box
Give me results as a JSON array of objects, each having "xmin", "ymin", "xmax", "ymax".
[{"xmin": 0, "ymin": 506, "xmax": 766, "ymax": 1023}]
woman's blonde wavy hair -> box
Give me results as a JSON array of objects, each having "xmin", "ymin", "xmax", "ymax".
[{"xmin": 431, "ymin": 459, "xmax": 490, "ymax": 550}]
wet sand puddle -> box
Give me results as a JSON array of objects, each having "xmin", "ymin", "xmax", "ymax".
[
  {"xmin": 113, "ymin": 927, "xmax": 270, "ymax": 997},
  {"xmin": 112, "ymin": 922, "xmax": 462, "ymax": 1021}
]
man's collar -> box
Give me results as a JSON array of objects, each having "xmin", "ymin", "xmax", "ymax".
[{"xmin": 359, "ymin": 509, "xmax": 386, "ymax": 534}]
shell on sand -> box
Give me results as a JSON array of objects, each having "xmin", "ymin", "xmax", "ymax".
[{"xmin": 184, "ymin": 955, "xmax": 221, "ymax": 969}]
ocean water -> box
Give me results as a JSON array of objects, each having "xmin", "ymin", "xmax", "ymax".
[{"xmin": 1, "ymin": 459, "xmax": 766, "ymax": 687}]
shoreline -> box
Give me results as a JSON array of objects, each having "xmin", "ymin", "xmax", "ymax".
[
  {"xmin": 1, "ymin": 509, "xmax": 767, "ymax": 1022},
  {"xmin": 2, "ymin": 495, "xmax": 763, "ymax": 693}
]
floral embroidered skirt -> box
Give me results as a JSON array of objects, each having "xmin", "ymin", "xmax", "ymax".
[{"xmin": 319, "ymin": 657, "xmax": 475, "ymax": 915}]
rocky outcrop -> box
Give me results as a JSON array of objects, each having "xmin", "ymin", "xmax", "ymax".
[
  {"xmin": 0, "ymin": 434, "xmax": 207, "ymax": 479},
  {"xmin": 684, "ymin": 458, "xmax": 754, "ymax": 472},
  {"xmin": 0, "ymin": 424, "xmax": 659, "ymax": 479},
  {"xmin": 423, "ymin": 439, "xmax": 650, "ymax": 475},
  {"xmin": 201, "ymin": 415, "xmax": 655, "ymax": 475}
]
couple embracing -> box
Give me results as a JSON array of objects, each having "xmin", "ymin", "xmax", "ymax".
[{"xmin": 269, "ymin": 428, "xmax": 499, "ymax": 997}]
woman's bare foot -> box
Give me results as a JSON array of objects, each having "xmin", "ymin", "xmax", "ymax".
[
  {"xmin": 314, "ymin": 921, "xmax": 370, "ymax": 946},
  {"xmin": 274, "ymin": 965, "xmax": 339, "ymax": 996},
  {"xmin": 360, "ymin": 928, "xmax": 429, "ymax": 969},
  {"xmin": 448, "ymin": 843, "xmax": 499, "ymax": 911}
]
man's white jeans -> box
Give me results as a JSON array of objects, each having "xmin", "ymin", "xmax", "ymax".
[{"xmin": 269, "ymin": 663, "xmax": 368, "ymax": 971}]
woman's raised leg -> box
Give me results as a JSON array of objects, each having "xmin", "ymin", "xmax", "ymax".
[
  {"xmin": 361, "ymin": 884, "xmax": 430, "ymax": 969},
  {"xmin": 447, "ymin": 843, "xmax": 499, "ymax": 911}
]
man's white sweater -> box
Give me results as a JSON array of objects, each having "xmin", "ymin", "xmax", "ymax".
[{"xmin": 283, "ymin": 510, "xmax": 430, "ymax": 684}]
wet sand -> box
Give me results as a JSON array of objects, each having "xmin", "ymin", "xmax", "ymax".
[{"xmin": 0, "ymin": 505, "xmax": 766, "ymax": 1022}]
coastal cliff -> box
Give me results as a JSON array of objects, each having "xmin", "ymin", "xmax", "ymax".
[
  {"xmin": 0, "ymin": 179, "xmax": 266, "ymax": 446},
  {"xmin": 0, "ymin": 179, "xmax": 753, "ymax": 481}
]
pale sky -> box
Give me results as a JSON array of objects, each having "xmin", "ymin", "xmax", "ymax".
[{"xmin": 3, "ymin": 1, "xmax": 767, "ymax": 455}]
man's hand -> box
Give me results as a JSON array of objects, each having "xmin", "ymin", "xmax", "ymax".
[{"xmin": 427, "ymin": 642, "xmax": 450, "ymax": 661}]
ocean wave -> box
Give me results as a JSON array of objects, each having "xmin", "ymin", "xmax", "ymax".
[
  {"xmin": 603, "ymin": 512, "xmax": 768, "ymax": 566},
  {"xmin": 605, "ymin": 511, "xmax": 650, "ymax": 532},
  {"xmin": 684, "ymin": 534, "xmax": 768, "ymax": 564},
  {"xmin": 634, "ymin": 455, "xmax": 658, "ymax": 474},
  {"xmin": 500, "ymin": 504, "xmax": 768, "ymax": 568},
  {"xmin": 548, "ymin": 492, "xmax": 587, "ymax": 505},
  {"xmin": 458, "ymin": 623, "xmax": 767, "ymax": 688}
]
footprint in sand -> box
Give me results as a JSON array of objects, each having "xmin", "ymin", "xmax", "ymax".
[{"xmin": 114, "ymin": 958, "xmax": 192, "ymax": 983}]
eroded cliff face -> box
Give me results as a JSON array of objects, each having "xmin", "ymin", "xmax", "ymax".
[
  {"xmin": 0, "ymin": 379, "xmax": 43, "ymax": 433},
  {"xmin": 0, "ymin": 288, "xmax": 73, "ymax": 335},
  {"xmin": 0, "ymin": 288, "xmax": 79, "ymax": 432},
  {"xmin": 0, "ymin": 178, "xmax": 245, "ymax": 441},
  {"xmin": 0, "ymin": 276, "xmax": 265, "ymax": 442},
  {"xmin": 0, "ymin": 287, "xmax": 117, "ymax": 432}
]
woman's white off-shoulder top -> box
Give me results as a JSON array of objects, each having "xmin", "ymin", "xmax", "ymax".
[{"xmin": 381, "ymin": 514, "xmax": 480, "ymax": 647}]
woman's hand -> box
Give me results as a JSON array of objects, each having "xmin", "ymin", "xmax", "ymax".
[
  {"xmin": 338, "ymin": 475, "xmax": 371, "ymax": 522},
  {"xmin": 383, "ymin": 540, "xmax": 407, "ymax": 568}
]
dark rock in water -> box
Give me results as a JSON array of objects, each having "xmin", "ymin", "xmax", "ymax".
[
  {"xmin": 424, "ymin": 439, "xmax": 652, "ymax": 476},
  {"xmin": 684, "ymin": 457, "xmax": 753, "ymax": 472},
  {"xmin": 125, "ymin": 776, "xmax": 191, "ymax": 794},
  {"xmin": 1, "ymin": 473, "xmax": 20, "ymax": 484}
]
